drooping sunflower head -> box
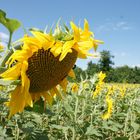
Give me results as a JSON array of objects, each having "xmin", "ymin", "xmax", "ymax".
[{"xmin": 0, "ymin": 19, "xmax": 103, "ymax": 118}]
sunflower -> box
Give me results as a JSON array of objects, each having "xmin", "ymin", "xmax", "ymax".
[
  {"xmin": 0, "ymin": 44, "xmax": 3, "ymax": 49},
  {"xmin": 0, "ymin": 44, "xmax": 4, "ymax": 52},
  {"xmin": 0, "ymin": 20, "xmax": 103, "ymax": 118},
  {"xmin": 71, "ymin": 83, "xmax": 79, "ymax": 93},
  {"xmin": 102, "ymin": 96, "xmax": 113, "ymax": 120}
]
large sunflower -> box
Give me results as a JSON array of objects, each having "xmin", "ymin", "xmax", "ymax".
[{"xmin": 0, "ymin": 20, "xmax": 103, "ymax": 118}]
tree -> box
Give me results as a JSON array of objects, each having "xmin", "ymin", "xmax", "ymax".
[
  {"xmin": 74, "ymin": 66, "xmax": 86, "ymax": 82},
  {"xmin": 134, "ymin": 66, "xmax": 140, "ymax": 83},
  {"xmin": 98, "ymin": 50, "xmax": 114, "ymax": 72},
  {"xmin": 86, "ymin": 61, "xmax": 99, "ymax": 78}
]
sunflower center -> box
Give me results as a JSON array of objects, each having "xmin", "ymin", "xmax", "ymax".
[{"xmin": 26, "ymin": 49, "xmax": 77, "ymax": 93}]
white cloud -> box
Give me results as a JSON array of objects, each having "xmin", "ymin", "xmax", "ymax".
[
  {"xmin": 113, "ymin": 52, "xmax": 127, "ymax": 57},
  {"xmin": 0, "ymin": 32, "xmax": 9, "ymax": 48},
  {"xmin": 0, "ymin": 32, "xmax": 9, "ymax": 42},
  {"xmin": 96, "ymin": 21, "xmax": 132, "ymax": 33}
]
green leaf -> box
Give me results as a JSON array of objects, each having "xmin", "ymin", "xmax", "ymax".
[
  {"xmin": 0, "ymin": 98, "xmax": 8, "ymax": 104},
  {"xmin": 0, "ymin": 9, "xmax": 21, "ymax": 34},
  {"xmin": 131, "ymin": 122, "xmax": 139, "ymax": 132},
  {"xmin": 85, "ymin": 125, "xmax": 102, "ymax": 137},
  {"xmin": 110, "ymin": 125, "xmax": 119, "ymax": 132},
  {"xmin": 51, "ymin": 124, "xmax": 70, "ymax": 133},
  {"xmin": 63, "ymin": 101, "xmax": 73, "ymax": 114}
]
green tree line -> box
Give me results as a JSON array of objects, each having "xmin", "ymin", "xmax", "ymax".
[{"xmin": 74, "ymin": 50, "xmax": 140, "ymax": 83}]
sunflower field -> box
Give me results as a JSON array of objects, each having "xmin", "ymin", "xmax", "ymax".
[
  {"xmin": 0, "ymin": 10, "xmax": 140, "ymax": 140},
  {"xmin": 0, "ymin": 78, "xmax": 140, "ymax": 140}
]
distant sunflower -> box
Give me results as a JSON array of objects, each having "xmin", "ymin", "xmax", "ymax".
[
  {"xmin": 0, "ymin": 44, "xmax": 4, "ymax": 52},
  {"xmin": 0, "ymin": 20, "xmax": 103, "ymax": 118}
]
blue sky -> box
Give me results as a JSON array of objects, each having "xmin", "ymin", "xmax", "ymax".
[{"xmin": 0, "ymin": 0, "xmax": 140, "ymax": 69}]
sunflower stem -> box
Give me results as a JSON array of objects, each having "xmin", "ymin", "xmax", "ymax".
[
  {"xmin": 7, "ymin": 32, "xmax": 12, "ymax": 50},
  {"xmin": 72, "ymin": 127, "xmax": 75, "ymax": 140},
  {"xmin": 74, "ymin": 96, "xmax": 79, "ymax": 122},
  {"xmin": 15, "ymin": 119, "xmax": 20, "ymax": 140}
]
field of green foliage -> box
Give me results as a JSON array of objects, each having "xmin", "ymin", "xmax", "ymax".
[{"xmin": 0, "ymin": 79, "xmax": 140, "ymax": 140}]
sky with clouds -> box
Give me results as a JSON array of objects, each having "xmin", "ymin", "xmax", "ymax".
[{"xmin": 0, "ymin": 0, "xmax": 140, "ymax": 69}]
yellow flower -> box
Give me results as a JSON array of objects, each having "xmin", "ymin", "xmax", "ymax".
[
  {"xmin": 102, "ymin": 96, "xmax": 113, "ymax": 120},
  {"xmin": 0, "ymin": 44, "xmax": 4, "ymax": 52},
  {"xmin": 98, "ymin": 71, "xmax": 106, "ymax": 82},
  {"xmin": 71, "ymin": 83, "xmax": 79, "ymax": 93},
  {"xmin": 93, "ymin": 71, "xmax": 106, "ymax": 98},
  {"xmin": 107, "ymin": 85, "xmax": 114, "ymax": 96},
  {"xmin": 120, "ymin": 85, "xmax": 126, "ymax": 98},
  {"xmin": 0, "ymin": 20, "xmax": 103, "ymax": 118},
  {"xmin": 0, "ymin": 44, "xmax": 3, "ymax": 49}
]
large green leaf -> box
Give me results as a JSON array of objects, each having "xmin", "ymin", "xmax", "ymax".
[{"xmin": 0, "ymin": 9, "xmax": 21, "ymax": 34}]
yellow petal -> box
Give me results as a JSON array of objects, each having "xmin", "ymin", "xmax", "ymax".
[
  {"xmin": 70, "ymin": 22, "xmax": 80, "ymax": 42},
  {"xmin": 24, "ymin": 76, "xmax": 33, "ymax": 107},
  {"xmin": 49, "ymin": 87, "xmax": 62, "ymax": 99},
  {"xmin": 84, "ymin": 19, "xmax": 89, "ymax": 32},
  {"xmin": 49, "ymin": 88, "xmax": 56, "ymax": 98},
  {"xmin": 59, "ymin": 78, "xmax": 68, "ymax": 93},
  {"xmin": 42, "ymin": 92, "xmax": 53, "ymax": 105},
  {"xmin": 68, "ymin": 69, "xmax": 75, "ymax": 78},
  {"xmin": 21, "ymin": 61, "xmax": 28, "ymax": 88},
  {"xmin": 59, "ymin": 40, "xmax": 74, "ymax": 61},
  {"xmin": 0, "ymin": 63, "xmax": 22, "ymax": 80},
  {"xmin": 7, "ymin": 86, "xmax": 25, "ymax": 118},
  {"xmin": 31, "ymin": 31, "xmax": 55, "ymax": 46},
  {"xmin": 21, "ymin": 37, "xmax": 42, "ymax": 49},
  {"xmin": 80, "ymin": 19, "xmax": 93, "ymax": 41},
  {"xmin": 77, "ymin": 41, "xmax": 93, "ymax": 50},
  {"xmin": 93, "ymin": 39, "xmax": 104, "ymax": 51},
  {"xmin": 50, "ymin": 41, "xmax": 63, "ymax": 57},
  {"xmin": 73, "ymin": 44, "xmax": 87, "ymax": 59}
]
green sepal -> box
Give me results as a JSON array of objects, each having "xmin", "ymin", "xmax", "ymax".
[
  {"xmin": 63, "ymin": 23, "xmax": 69, "ymax": 32},
  {"xmin": 29, "ymin": 28, "xmax": 43, "ymax": 33}
]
